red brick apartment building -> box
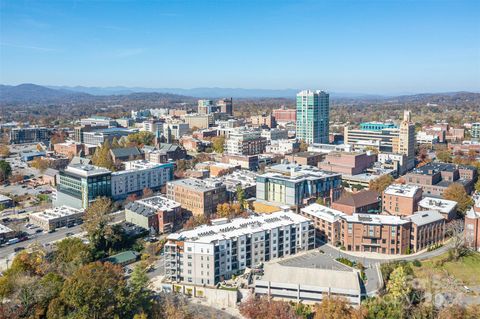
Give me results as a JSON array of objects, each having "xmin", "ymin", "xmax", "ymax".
[
  {"xmin": 331, "ymin": 190, "xmax": 380, "ymax": 215},
  {"xmin": 382, "ymin": 184, "xmax": 423, "ymax": 216}
]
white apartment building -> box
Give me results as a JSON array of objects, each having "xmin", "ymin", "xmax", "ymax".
[
  {"xmin": 164, "ymin": 210, "xmax": 315, "ymax": 286},
  {"xmin": 142, "ymin": 120, "xmax": 164, "ymax": 138},
  {"xmin": 163, "ymin": 122, "xmax": 190, "ymax": 141},
  {"xmin": 111, "ymin": 160, "xmax": 174, "ymax": 199},
  {"xmin": 224, "ymin": 128, "xmax": 267, "ymax": 156},
  {"xmin": 265, "ymin": 139, "xmax": 299, "ymax": 155}
]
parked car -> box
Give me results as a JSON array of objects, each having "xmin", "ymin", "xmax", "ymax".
[{"xmin": 14, "ymin": 247, "xmax": 25, "ymax": 253}]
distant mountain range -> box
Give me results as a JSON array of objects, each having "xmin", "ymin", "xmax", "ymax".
[
  {"xmin": 0, "ymin": 83, "xmax": 478, "ymax": 104},
  {"xmin": 46, "ymin": 85, "xmax": 385, "ymax": 99}
]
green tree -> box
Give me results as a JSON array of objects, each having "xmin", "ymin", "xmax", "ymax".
[
  {"xmin": 212, "ymin": 136, "xmax": 225, "ymax": 153},
  {"xmin": 129, "ymin": 264, "xmax": 152, "ymax": 313},
  {"xmin": 53, "ymin": 238, "xmax": 92, "ymax": 274},
  {"xmin": 59, "ymin": 262, "xmax": 131, "ymax": 319},
  {"xmin": 369, "ymin": 174, "xmax": 394, "ymax": 193},
  {"xmin": 362, "ymin": 296, "xmax": 404, "ymax": 319},
  {"xmin": 236, "ymin": 185, "xmax": 247, "ymax": 210},
  {"xmin": 82, "ymin": 197, "xmax": 114, "ymax": 258},
  {"xmin": 0, "ymin": 160, "xmax": 12, "ymax": 182},
  {"xmin": 443, "ymin": 183, "xmax": 474, "ymax": 214}
]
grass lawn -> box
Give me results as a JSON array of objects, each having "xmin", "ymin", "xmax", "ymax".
[{"xmin": 414, "ymin": 252, "xmax": 480, "ymax": 285}]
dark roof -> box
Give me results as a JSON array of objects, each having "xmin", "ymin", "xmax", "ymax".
[
  {"xmin": 125, "ymin": 201, "xmax": 157, "ymax": 217},
  {"xmin": 158, "ymin": 143, "xmax": 181, "ymax": 152},
  {"xmin": 110, "ymin": 147, "xmax": 142, "ymax": 158},
  {"xmin": 334, "ymin": 190, "xmax": 380, "ymax": 208}
]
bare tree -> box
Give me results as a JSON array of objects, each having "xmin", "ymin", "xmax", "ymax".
[{"xmin": 445, "ymin": 219, "xmax": 467, "ymax": 261}]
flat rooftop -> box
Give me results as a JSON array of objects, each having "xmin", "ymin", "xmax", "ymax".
[
  {"xmin": 257, "ymin": 262, "xmax": 360, "ymax": 293},
  {"xmin": 126, "ymin": 195, "xmax": 180, "ymax": 217},
  {"xmin": 31, "ymin": 206, "xmax": 84, "ymax": 221},
  {"xmin": 262, "ymin": 164, "xmax": 340, "ymax": 182},
  {"xmin": 384, "ymin": 184, "xmax": 421, "ymax": 198},
  {"xmin": 407, "ymin": 210, "xmax": 444, "ymax": 226},
  {"xmin": 167, "ymin": 210, "xmax": 310, "ymax": 244},
  {"xmin": 0, "ymin": 223, "xmax": 13, "ymax": 234},
  {"xmin": 418, "ymin": 197, "xmax": 457, "ymax": 213},
  {"xmin": 343, "ymin": 213, "xmax": 410, "ymax": 226},
  {"xmin": 301, "ymin": 203, "xmax": 345, "ymax": 223},
  {"xmin": 65, "ymin": 164, "xmax": 111, "ymax": 177},
  {"xmin": 168, "ymin": 178, "xmax": 225, "ymax": 192}
]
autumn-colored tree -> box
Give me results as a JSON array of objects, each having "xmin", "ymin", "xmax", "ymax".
[
  {"xmin": 364, "ymin": 146, "xmax": 379, "ymax": 155},
  {"xmin": 443, "ymin": 183, "xmax": 473, "ymax": 214},
  {"xmin": 142, "ymin": 187, "xmax": 154, "ymax": 198},
  {"xmin": 126, "ymin": 193, "xmax": 139, "ymax": 202},
  {"xmin": 475, "ymin": 178, "xmax": 480, "ymax": 193},
  {"xmin": 369, "ymin": 174, "xmax": 394, "ymax": 193},
  {"xmin": 9, "ymin": 174, "xmax": 23, "ymax": 184},
  {"xmin": 91, "ymin": 140, "xmax": 115, "ymax": 170},
  {"xmin": 314, "ymin": 297, "xmax": 366, "ymax": 319},
  {"xmin": 30, "ymin": 157, "xmax": 50, "ymax": 172},
  {"xmin": 437, "ymin": 304, "xmax": 480, "ymax": 319},
  {"xmin": 0, "ymin": 144, "xmax": 10, "ymax": 157},
  {"xmin": 239, "ymin": 296, "xmax": 299, "ymax": 319},
  {"xmin": 298, "ymin": 140, "xmax": 308, "ymax": 152},
  {"xmin": 216, "ymin": 202, "xmax": 243, "ymax": 219},
  {"xmin": 436, "ymin": 149, "xmax": 453, "ymax": 163},
  {"xmin": 50, "ymin": 132, "xmax": 66, "ymax": 145},
  {"xmin": 386, "ymin": 266, "xmax": 412, "ymax": 301},
  {"xmin": 53, "ymin": 238, "xmax": 92, "ymax": 274},
  {"xmin": 183, "ymin": 214, "xmax": 210, "ymax": 230},
  {"xmin": 126, "ymin": 131, "xmax": 155, "ymax": 147}
]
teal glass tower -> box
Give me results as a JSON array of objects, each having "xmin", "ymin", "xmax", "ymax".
[{"xmin": 296, "ymin": 90, "xmax": 329, "ymax": 144}]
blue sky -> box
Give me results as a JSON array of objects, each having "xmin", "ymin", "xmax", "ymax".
[{"xmin": 0, "ymin": 0, "xmax": 479, "ymax": 93}]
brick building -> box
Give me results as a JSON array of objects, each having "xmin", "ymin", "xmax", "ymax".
[
  {"xmin": 331, "ymin": 190, "xmax": 380, "ymax": 215},
  {"xmin": 318, "ymin": 151, "xmax": 376, "ymax": 175},
  {"xmin": 465, "ymin": 195, "xmax": 480, "ymax": 252},
  {"xmin": 382, "ymin": 184, "xmax": 423, "ymax": 216},
  {"xmin": 166, "ymin": 178, "xmax": 227, "ymax": 216}
]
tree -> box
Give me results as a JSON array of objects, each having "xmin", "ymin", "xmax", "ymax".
[
  {"xmin": 50, "ymin": 132, "xmax": 66, "ymax": 145},
  {"xmin": 82, "ymin": 197, "xmax": 114, "ymax": 258},
  {"xmin": 436, "ymin": 149, "xmax": 452, "ymax": 163},
  {"xmin": 126, "ymin": 131, "xmax": 155, "ymax": 147},
  {"xmin": 183, "ymin": 214, "xmax": 210, "ymax": 230},
  {"xmin": 92, "ymin": 140, "xmax": 114, "ymax": 170},
  {"xmin": 30, "ymin": 157, "xmax": 50, "ymax": 172},
  {"xmin": 386, "ymin": 266, "xmax": 412, "ymax": 301},
  {"xmin": 53, "ymin": 238, "xmax": 91, "ymax": 274},
  {"xmin": 0, "ymin": 160, "xmax": 12, "ymax": 182},
  {"xmin": 362, "ymin": 296, "xmax": 404, "ymax": 319},
  {"xmin": 111, "ymin": 137, "xmax": 121, "ymax": 149},
  {"xmin": 239, "ymin": 296, "xmax": 299, "ymax": 319},
  {"xmin": 443, "ymin": 183, "xmax": 473, "ymax": 214},
  {"xmin": 298, "ymin": 140, "xmax": 308, "ymax": 152},
  {"xmin": 475, "ymin": 178, "xmax": 480, "ymax": 193},
  {"xmin": 0, "ymin": 144, "xmax": 10, "ymax": 157},
  {"xmin": 236, "ymin": 185, "xmax": 247, "ymax": 210},
  {"xmin": 9, "ymin": 173, "xmax": 23, "ymax": 184},
  {"xmin": 446, "ymin": 219, "xmax": 468, "ymax": 261},
  {"xmin": 364, "ymin": 146, "xmax": 379, "ymax": 155},
  {"xmin": 314, "ymin": 297, "xmax": 365, "ymax": 319},
  {"xmin": 142, "ymin": 187, "xmax": 153, "ymax": 199},
  {"xmin": 369, "ymin": 174, "xmax": 394, "ymax": 193},
  {"xmin": 212, "ymin": 136, "xmax": 225, "ymax": 153},
  {"xmin": 59, "ymin": 262, "xmax": 131, "ymax": 319},
  {"xmin": 129, "ymin": 264, "xmax": 152, "ymax": 313},
  {"xmin": 216, "ymin": 202, "xmax": 243, "ymax": 219}
]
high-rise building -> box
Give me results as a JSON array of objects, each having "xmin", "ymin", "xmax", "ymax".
[
  {"xmin": 217, "ymin": 98, "xmax": 233, "ymax": 115},
  {"xmin": 295, "ymin": 90, "xmax": 329, "ymax": 144},
  {"xmin": 471, "ymin": 122, "xmax": 480, "ymax": 140},
  {"xmin": 197, "ymin": 99, "xmax": 214, "ymax": 114},
  {"xmin": 393, "ymin": 110, "xmax": 415, "ymax": 170}
]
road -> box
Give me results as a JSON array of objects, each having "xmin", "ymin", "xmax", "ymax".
[{"xmin": 0, "ymin": 211, "xmax": 125, "ymax": 264}]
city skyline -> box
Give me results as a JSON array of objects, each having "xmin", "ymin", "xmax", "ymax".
[{"xmin": 0, "ymin": 0, "xmax": 479, "ymax": 94}]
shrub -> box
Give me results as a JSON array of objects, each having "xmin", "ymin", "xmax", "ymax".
[{"xmin": 412, "ymin": 260, "xmax": 422, "ymax": 267}]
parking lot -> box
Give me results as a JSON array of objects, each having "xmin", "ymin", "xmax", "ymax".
[{"xmin": 279, "ymin": 250, "xmax": 353, "ymax": 271}]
